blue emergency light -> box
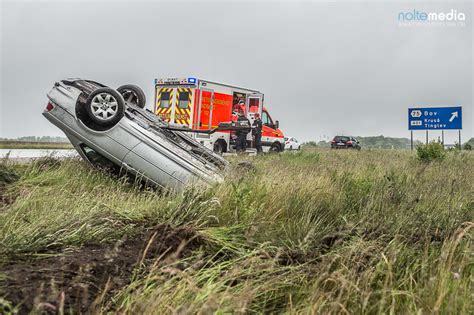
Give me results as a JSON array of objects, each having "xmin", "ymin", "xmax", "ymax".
[{"xmin": 188, "ymin": 77, "xmax": 197, "ymax": 84}]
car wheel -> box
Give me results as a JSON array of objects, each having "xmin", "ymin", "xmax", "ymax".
[
  {"xmin": 213, "ymin": 141, "xmax": 224, "ymax": 155},
  {"xmin": 117, "ymin": 84, "xmax": 146, "ymax": 108},
  {"xmin": 270, "ymin": 143, "xmax": 281, "ymax": 153},
  {"xmin": 290, "ymin": 145, "xmax": 292, "ymax": 150},
  {"xmin": 297, "ymin": 146, "xmax": 301, "ymax": 151},
  {"xmin": 85, "ymin": 88, "xmax": 125, "ymax": 126}
]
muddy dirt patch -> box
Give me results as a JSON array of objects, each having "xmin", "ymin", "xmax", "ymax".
[{"xmin": 0, "ymin": 224, "xmax": 201, "ymax": 314}]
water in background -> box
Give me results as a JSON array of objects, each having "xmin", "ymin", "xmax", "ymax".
[{"xmin": 0, "ymin": 149, "xmax": 77, "ymax": 158}]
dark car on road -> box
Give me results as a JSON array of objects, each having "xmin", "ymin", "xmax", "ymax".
[{"xmin": 330, "ymin": 136, "xmax": 361, "ymax": 150}]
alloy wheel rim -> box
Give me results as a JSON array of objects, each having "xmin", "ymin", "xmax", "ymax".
[{"xmin": 91, "ymin": 93, "xmax": 118, "ymax": 120}]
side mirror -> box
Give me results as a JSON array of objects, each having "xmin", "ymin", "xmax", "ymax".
[{"xmin": 275, "ymin": 120, "xmax": 279, "ymax": 129}]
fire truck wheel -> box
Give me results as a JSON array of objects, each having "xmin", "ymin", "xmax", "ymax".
[
  {"xmin": 117, "ymin": 84, "xmax": 146, "ymax": 108},
  {"xmin": 85, "ymin": 88, "xmax": 125, "ymax": 127},
  {"xmin": 213, "ymin": 141, "xmax": 225, "ymax": 154},
  {"xmin": 270, "ymin": 143, "xmax": 281, "ymax": 153}
]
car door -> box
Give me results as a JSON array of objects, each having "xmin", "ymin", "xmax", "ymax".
[
  {"xmin": 246, "ymin": 93, "xmax": 263, "ymax": 125},
  {"xmin": 121, "ymin": 142, "xmax": 189, "ymax": 190},
  {"xmin": 351, "ymin": 137, "xmax": 359, "ymax": 148},
  {"xmin": 261, "ymin": 110, "xmax": 283, "ymax": 151},
  {"xmin": 291, "ymin": 138, "xmax": 297, "ymax": 149},
  {"xmin": 196, "ymin": 88, "xmax": 214, "ymax": 130},
  {"xmin": 287, "ymin": 138, "xmax": 294, "ymax": 149}
]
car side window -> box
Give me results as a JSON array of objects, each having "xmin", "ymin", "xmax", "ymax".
[
  {"xmin": 262, "ymin": 111, "xmax": 273, "ymax": 127},
  {"xmin": 80, "ymin": 144, "xmax": 119, "ymax": 172}
]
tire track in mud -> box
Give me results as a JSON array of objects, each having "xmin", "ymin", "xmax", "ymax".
[{"xmin": 0, "ymin": 224, "xmax": 201, "ymax": 314}]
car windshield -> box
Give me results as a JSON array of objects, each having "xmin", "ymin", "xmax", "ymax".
[
  {"xmin": 334, "ymin": 136, "xmax": 350, "ymax": 142},
  {"xmin": 80, "ymin": 144, "xmax": 121, "ymax": 173}
]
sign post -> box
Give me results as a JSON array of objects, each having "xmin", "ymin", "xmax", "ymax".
[
  {"xmin": 408, "ymin": 106, "xmax": 462, "ymax": 150},
  {"xmin": 459, "ymin": 130, "xmax": 461, "ymax": 149}
]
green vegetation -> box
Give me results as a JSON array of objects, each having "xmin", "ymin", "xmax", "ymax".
[
  {"xmin": 0, "ymin": 150, "xmax": 472, "ymax": 314},
  {"xmin": 357, "ymin": 135, "xmax": 420, "ymax": 149},
  {"xmin": 464, "ymin": 138, "xmax": 473, "ymax": 151},
  {"xmin": 416, "ymin": 142, "xmax": 447, "ymax": 162},
  {"xmin": 0, "ymin": 136, "xmax": 72, "ymax": 149},
  {"xmin": 0, "ymin": 141, "xmax": 72, "ymax": 149},
  {"xmin": 0, "ymin": 136, "xmax": 69, "ymax": 143},
  {"xmin": 303, "ymin": 136, "xmax": 423, "ymax": 149}
]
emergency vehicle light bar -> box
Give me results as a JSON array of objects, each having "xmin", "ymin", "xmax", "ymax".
[{"xmin": 155, "ymin": 77, "xmax": 197, "ymax": 85}]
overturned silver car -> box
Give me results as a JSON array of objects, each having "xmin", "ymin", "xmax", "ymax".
[{"xmin": 43, "ymin": 79, "xmax": 228, "ymax": 191}]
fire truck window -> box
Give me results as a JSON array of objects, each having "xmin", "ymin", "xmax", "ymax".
[
  {"xmin": 160, "ymin": 92, "xmax": 171, "ymax": 108},
  {"xmin": 249, "ymin": 98, "xmax": 260, "ymax": 113},
  {"xmin": 262, "ymin": 111, "xmax": 273, "ymax": 126},
  {"xmin": 178, "ymin": 92, "xmax": 189, "ymax": 109}
]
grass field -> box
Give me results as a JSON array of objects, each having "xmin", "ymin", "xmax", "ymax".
[
  {"xmin": 0, "ymin": 149, "xmax": 472, "ymax": 314},
  {"xmin": 0, "ymin": 141, "xmax": 73, "ymax": 150}
]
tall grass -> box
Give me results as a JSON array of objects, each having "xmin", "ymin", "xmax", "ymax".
[{"xmin": 0, "ymin": 149, "xmax": 472, "ymax": 314}]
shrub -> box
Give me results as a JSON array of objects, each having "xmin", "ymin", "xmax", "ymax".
[
  {"xmin": 464, "ymin": 143, "xmax": 472, "ymax": 150},
  {"xmin": 302, "ymin": 141, "xmax": 318, "ymax": 148},
  {"xmin": 416, "ymin": 142, "xmax": 446, "ymax": 162},
  {"xmin": 0, "ymin": 163, "xmax": 19, "ymax": 186}
]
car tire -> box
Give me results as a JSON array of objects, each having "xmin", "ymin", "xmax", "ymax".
[
  {"xmin": 117, "ymin": 84, "xmax": 146, "ymax": 108},
  {"xmin": 290, "ymin": 145, "xmax": 292, "ymax": 150},
  {"xmin": 213, "ymin": 141, "xmax": 225, "ymax": 155},
  {"xmin": 270, "ymin": 143, "xmax": 281, "ymax": 153},
  {"xmin": 85, "ymin": 88, "xmax": 125, "ymax": 126}
]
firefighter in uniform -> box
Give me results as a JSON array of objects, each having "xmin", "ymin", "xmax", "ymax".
[
  {"xmin": 235, "ymin": 107, "xmax": 250, "ymax": 153},
  {"xmin": 252, "ymin": 113, "xmax": 263, "ymax": 154}
]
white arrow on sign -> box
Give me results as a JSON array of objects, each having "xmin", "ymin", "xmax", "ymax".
[{"xmin": 449, "ymin": 111, "xmax": 458, "ymax": 122}]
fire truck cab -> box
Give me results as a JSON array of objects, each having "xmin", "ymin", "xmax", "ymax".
[{"xmin": 154, "ymin": 77, "xmax": 285, "ymax": 153}]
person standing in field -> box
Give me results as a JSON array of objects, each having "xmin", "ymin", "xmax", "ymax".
[
  {"xmin": 252, "ymin": 112, "xmax": 263, "ymax": 154},
  {"xmin": 235, "ymin": 107, "xmax": 250, "ymax": 153}
]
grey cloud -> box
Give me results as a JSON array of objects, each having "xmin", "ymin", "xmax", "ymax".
[{"xmin": 1, "ymin": 0, "xmax": 472, "ymax": 143}]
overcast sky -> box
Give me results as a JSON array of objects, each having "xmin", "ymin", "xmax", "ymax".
[{"xmin": 1, "ymin": 0, "xmax": 472, "ymax": 143}]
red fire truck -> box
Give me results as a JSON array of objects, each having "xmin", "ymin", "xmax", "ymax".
[{"xmin": 154, "ymin": 77, "xmax": 285, "ymax": 153}]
